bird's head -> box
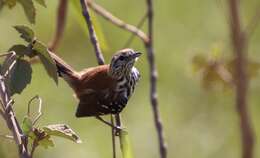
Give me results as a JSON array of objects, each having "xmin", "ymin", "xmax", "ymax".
[{"xmin": 109, "ymin": 48, "xmax": 141, "ymax": 79}]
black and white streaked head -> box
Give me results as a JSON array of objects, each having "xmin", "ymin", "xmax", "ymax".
[{"xmin": 109, "ymin": 48, "xmax": 141, "ymax": 79}]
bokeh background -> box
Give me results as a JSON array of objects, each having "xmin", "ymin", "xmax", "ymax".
[{"xmin": 1, "ymin": 0, "xmax": 260, "ymax": 158}]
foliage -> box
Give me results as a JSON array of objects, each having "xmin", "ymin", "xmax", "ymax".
[
  {"xmin": 0, "ymin": 0, "xmax": 46, "ymax": 24},
  {"xmin": 192, "ymin": 46, "xmax": 260, "ymax": 90}
]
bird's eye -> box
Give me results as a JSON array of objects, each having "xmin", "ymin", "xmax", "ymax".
[{"xmin": 118, "ymin": 56, "xmax": 125, "ymax": 61}]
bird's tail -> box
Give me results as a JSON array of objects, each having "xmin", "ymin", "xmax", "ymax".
[{"xmin": 48, "ymin": 51, "xmax": 80, "ymax": 87}]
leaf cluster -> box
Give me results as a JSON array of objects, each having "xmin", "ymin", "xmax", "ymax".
[{"xmin": 4, "ymin": 25, "xmax": 58, "ymax": 96}]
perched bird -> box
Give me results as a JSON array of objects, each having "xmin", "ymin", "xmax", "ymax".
[{"xmin": 49, "ymin": 49, "xmax": 141, "ymax": 125}]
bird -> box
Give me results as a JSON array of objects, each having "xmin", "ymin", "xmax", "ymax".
[{"xmin": 48, "ymin": 48, "xmax": 141, "ymax": 127}]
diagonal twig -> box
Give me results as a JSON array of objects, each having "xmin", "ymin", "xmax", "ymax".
[
  {"xmin": 48, "ymin": 0, "xmax": 68, "ymax": 52},
  {"xmin": 80, "ymin": 0, "xmax": 105, "ymax": 65},
  {"xmin": 87, "ymin": 0, "xmax": 149, "ymax": 44},
  {"xmin": 123, "ymin": 13, "xmax": 148, "ymax": 48},
  {"xmin": 145, "ymin": 0, "xmax": 167, "ymax": 158}
]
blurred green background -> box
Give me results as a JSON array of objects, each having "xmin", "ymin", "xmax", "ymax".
[{"xmin": 1, "ymin": 0, "xmax": 260, "ymax": 158}]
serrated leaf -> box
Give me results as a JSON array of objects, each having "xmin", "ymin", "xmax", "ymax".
[
  {"xmin": 5, "ymin": 0, "xmax": 17, "ymax": 8},
  {"xmin": 70, "ymin": 0, "xmax": 109, "ymax": 51},
  {"xmin": 7, "ymin": 59, "xmax": 32, "ymax": 95},
  {"xmin": 38, "ymin": 135, "xmax": 54, "ymax": 149},
  {"xmin": 22, "ymin": 116, "xmax": 33, "ymax": 135},
  {"xmin": 32, "ymin": 40, "xmax": 58, "ymax": 84},
  {"xmin": 43, "ymin": 124, "xmax": 82, "ymax": 143},
  {"xmin": 14, "ymin": 25, "xmax": 34, "ymax": 42},
  {"xmin": 34, "ymin": 0, "xmax": 46, "ymax": 7},
  {"xmin": 17, "ymin": 0, "xmax": 36, "ymax": 24},
  {"xmin": 119, "ymin": 130, "xmax": 134, "ymax": 158}
]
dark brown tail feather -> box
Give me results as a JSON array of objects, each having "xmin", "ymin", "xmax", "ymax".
[{"xmin": 48, "ymin": 51, "xmax": 80, "ymax": 87}]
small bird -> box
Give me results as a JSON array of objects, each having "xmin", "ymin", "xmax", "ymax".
[{"xmin": 49, "ymin": 49, "xmax": 141, "ymax": 126}]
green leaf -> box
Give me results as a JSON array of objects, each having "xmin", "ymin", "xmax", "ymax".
[
  {"xmin": 14, "ymin": 25, "xmax": 34, "ymax": 43},
  {"xmin": 38, "ymin": 135, "xmax": 54, "ymax": 149},
  {"xmin": 70, "ymin": 0, "xmax": 109, "ymax": 51},
  {"xmin": 22, "ymin": 116, "xmax": 33, "ymax": 135},
  {"xmin": 34, "ymin": 0, "xmax": 46, "ymax": 7},
  {"xmin": 9, "ymin": 45, "xmax": 27, "ymax": 57},
  {"xmin": 9, "ymin": 44, "xmax": 37, "ymax": 58},
  {"xmin": 32, "ymin": 40, "xmax": 58, "ymax": 84},
  {"xmin": 17, "ymin": 0, "xmax": 36, "ymax": 24},
  {"xmin": 119, "ymin": 130, "xmax": 134, "ymax": 158},
  {"xmin": 43, "ymin": 124, "xmax": 82, "ymax": 143},
  {"xmin": 7, "ymin": 59, "xmax": 32, "ymax": 95},
  {"xmin": 5, "ymin": 0, "xmax": 17, "ymax": 8}
]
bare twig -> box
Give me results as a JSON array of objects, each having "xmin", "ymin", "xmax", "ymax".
[
  {"xmin": 48, "ymin": 0, "xmax": 68, "ymax": 51},
  {"xmin": 80, "ymin": 0, "xmax": 105, "ymax": 65},
  {"xmin": 111, "ymin": 115, "xmax": 116, "ymax": 158},
  {"xmin": 227, "ymin": 0, "xmax": 255, "ymax": 158},
  {"xmin": 87, "ymin": 0, "xmax": 149, "ymax": 44},
  {"xmin": 0, "ymin": 133, "xmax": 14, "ymax": 140},
  {"xmin": 123, "ymin": 13, "xmax": 148, "ymax": 48},
  {"xmin": 27, "ymin": 95, "xmax": 42, "ymax": 125},
  {"xmin": 145, "ymin": 1, "xmax": 167, "ymax": 158}
]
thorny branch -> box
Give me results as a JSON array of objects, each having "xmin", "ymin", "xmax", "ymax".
[
  {"xmin": 48, "ymin": 0, "xmax": 68, "ymax": 51},
  {"xmin": 227, "ymin": 0, "xmax": 255, "ymax": 158},
  {"xmin": 0, "ymin": 52, "xmax": 30, "ymax": 158}
]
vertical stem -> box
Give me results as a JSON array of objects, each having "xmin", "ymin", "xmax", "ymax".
[
  {"xmin": 145, "ymin": 0, "xmax": 167, "ymax": 158},
  {"xmin": 111, "ymin": 115, "xmax": 116, "ymax": 158},
  {"xmin": 227, "ymin": 0, "xmax": 254, "ymax": 158}
]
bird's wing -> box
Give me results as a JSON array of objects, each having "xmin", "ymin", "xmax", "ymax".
[{"xmin": 75, "ymin": 65, "xmax": 117, "ymax": 98}]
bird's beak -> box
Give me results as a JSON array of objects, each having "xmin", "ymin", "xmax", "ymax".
[{"xmin": 132, "ymin": 52, "xmax": 142, "ymax": 58}]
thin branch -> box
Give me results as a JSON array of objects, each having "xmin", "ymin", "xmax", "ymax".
[
  {"xmin": 246, "ymin": 3, "xmax": 260, "ymax": 38},
  {"xmin": 123, "ymin": 13, "xmax": 148, "ymax": 48},
  {"xmin": 145, "ymin": 0, "xmax": 167, "ymax": 158},
  {"xmin": 80, "ymin": 0, "xmax": 105, "ymax": 65},
  {"xmin": 111, "ymin": 115, "xmax": 116, "ymax": 158},
  {"xmin": 48, "ymin": 0, "xmax": 68, "ymax": 51},
  {"xmin": 0, "ymin": 76, "xmax": 30, "ymax": 158},
  {"xmin": 0, "ymin": 134, "xmax": 14, "ymax": 140},
  {"xmin": 227, "ymin": 0, "xmax": 255, "ymax": 158},
  {"xmin": 87, "ymin": 0, "xmax": 149, "ymax": 44}
]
